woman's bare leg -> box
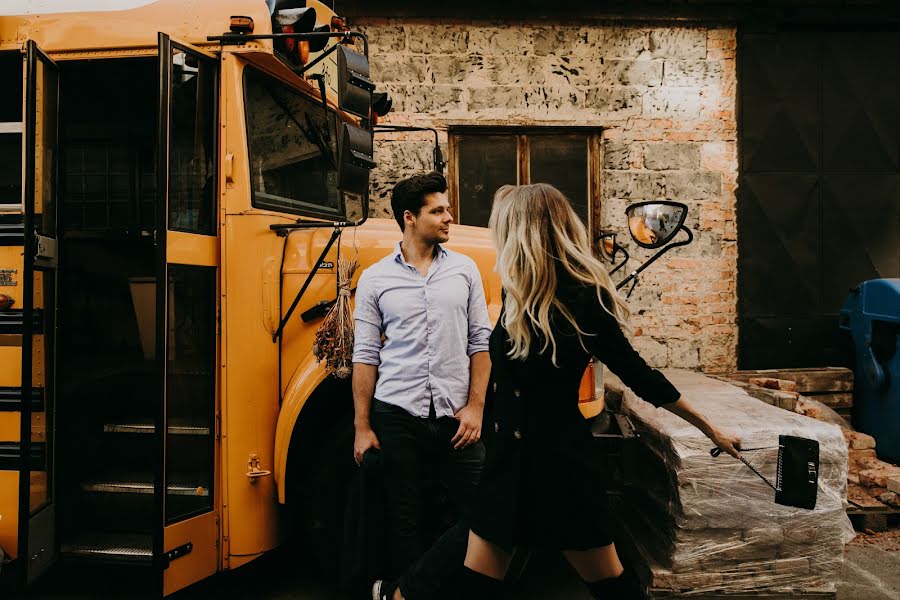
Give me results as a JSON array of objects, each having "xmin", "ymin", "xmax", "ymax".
[
  {"xmin": 463, "ymin": 530, "xmax": 514, "ymax": 580},
  {"xmin": 562, "ymin": 543, "xmax": 624, "ymax": 582},
  {"xmin": 564, "ymin": 544, "xmax": 644, "ymax": 599}
]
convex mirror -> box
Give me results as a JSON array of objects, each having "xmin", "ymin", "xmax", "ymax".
[
  {"xmin": 625, "ymin": 201, "xmax": 688, "ymax": 249},
  {"xmin": 597, "ymin": 231, "xmax": 618, "ymax": 262}
]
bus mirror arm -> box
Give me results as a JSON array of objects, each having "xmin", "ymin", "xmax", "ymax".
[
  {"xmin": 373, "ymin": 125, "xmax": 445, "ymax": 173},
  {"xmin": 295, "ymin": 38, "xmax": 345, "ymax": 78},
  {"xmin": 308, "ymin": 74, "xmax": 332, "ymax": 145},
  {"xmin": 615, "ymin": 225, "xmax": 693, "ymax": 292},
  {"xmin": 272, "ymin": 227, "xmax": 342, "ymax": 342}
]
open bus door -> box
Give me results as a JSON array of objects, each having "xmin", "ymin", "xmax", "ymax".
[
  {"xmin": 11, "ymin": 39, "xmax": 60, "ymax": 586},
  {"xmin": 154, "ymin": 33, "xmax": 220, "ymax": 595}
]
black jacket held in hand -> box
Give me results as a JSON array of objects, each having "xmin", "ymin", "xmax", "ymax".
[
  {"xmin": 470, "ymin": 281, "xmax": 681, "ymax": 551},
  {"xmin": 340, "ymin": 448, "xmax": 387, "ymax": 595}
]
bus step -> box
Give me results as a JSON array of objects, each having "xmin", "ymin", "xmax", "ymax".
[
  {"xmin": 81, "ymin": 473, "xmax": 210, "ymax": 497},
  {"xmin": 60, "ymin": 532, "xmax": 152, "ymax": 564},
  {"xmin": 103, "ymin": 419, "xmax": 211, "ymax": 436}
]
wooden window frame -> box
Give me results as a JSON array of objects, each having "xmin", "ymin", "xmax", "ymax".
[{"xmin": 448, "ymin": 126, "xmax": 604, "ymax": 242}]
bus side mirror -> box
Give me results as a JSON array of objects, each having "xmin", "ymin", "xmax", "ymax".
[
  {"xmin": 338, "ymin": 122, "xmax": 376, "ymax": 198},
  {"xmin": 336, "ymin": 45, "xmax": 374, "ymax": 118},
  {"xmin": 625, "ymin": 201, "xmax": 688, "ymax": 249}
]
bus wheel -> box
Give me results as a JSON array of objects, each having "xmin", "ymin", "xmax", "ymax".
[{"xmin": 291, "ymin": 419, "xmax": 356, "ymax": 577}]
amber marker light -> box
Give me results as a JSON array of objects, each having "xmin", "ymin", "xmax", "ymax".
[
  {"xmin": 229, "ymin": 15, "xmax": 254, "ymax": 34},
  {"xmin": 298, "ymin": 39, "xmax": 310, "ymax": 64},
  {"xmin": 331, "ymin": 15, "xmax": 348, "ymax": 32}
]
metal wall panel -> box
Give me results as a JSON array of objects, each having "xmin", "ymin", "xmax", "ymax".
[{"xmin": 738, "ymin": 31, "xmax": 900, "ymax": 369}]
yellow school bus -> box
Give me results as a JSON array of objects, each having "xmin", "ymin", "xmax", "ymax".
[{"xmin": 0, "ymin": 1, "xmax": 601, "ymax": 595}]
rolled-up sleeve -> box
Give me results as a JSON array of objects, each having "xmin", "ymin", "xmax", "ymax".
[
  {"xmin": 352, "ymin": 271, "xmax": 383, "ymax": 366},
  {"xmin": 466, "ymin": 262, "xmax": 492, "ymax": 356}
]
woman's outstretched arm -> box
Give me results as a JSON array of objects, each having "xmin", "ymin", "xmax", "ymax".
[{"xmin": 662, "ymin": 396, "xmax": 742, "ymax": 459}]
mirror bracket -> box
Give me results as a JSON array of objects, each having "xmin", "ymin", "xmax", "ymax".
[
  {"xmin": 373, "ymin": 125, "xmax": 445, "ymax": 172},
  {"xmin": 272, "ymin": 227, "xmax": 342, "ymax": 342},
  {"xmin": 615, "ymin": 225, "xmax": 694, "ymax": 292}
]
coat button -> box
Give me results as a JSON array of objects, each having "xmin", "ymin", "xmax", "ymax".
[
  {"xmin": 493, "ymin": 382, "xmax": 497, "ymax": 393},
  {"xmin": 514, "ymin": 389, "xmax": 521, "ymax": 397},
  {"xmin": 513, "ymin": 429, "xmax": 523, "ymax": 440},
  {"xmin": 494, "ymin": 422, "xmax": 499, "ymax": 433}
]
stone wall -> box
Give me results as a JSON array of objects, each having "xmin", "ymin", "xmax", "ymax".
[{"xmin": 354, "ymin": 19, "xmax": 738, "ymax": 372}]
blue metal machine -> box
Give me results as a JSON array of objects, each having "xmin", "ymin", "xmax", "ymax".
[{"xmin": 840, "ymin": 279, "xmax": 900, "ymax": 462}]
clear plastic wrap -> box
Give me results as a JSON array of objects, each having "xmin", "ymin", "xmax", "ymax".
[{"xmin": 607, "ymin": 370, "xmax": 855, "ymax": 596}]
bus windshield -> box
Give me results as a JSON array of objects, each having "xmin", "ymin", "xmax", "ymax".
[{"xmin": 244, "ymin": 67, "xmax": 342, "ymax": 218}]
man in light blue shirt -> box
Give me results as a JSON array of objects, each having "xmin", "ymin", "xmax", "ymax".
[{"xmin": 352, "ymin": 171, "xmax": 491, "ymax": 600}]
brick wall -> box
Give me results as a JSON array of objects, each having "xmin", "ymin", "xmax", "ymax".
[{"xmin": 354, "ymin": 20, "xmax": 738, "ymax": 372}]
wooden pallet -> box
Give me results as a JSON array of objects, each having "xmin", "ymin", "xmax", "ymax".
[
  {"xmin": 728, "ymin": 368, "xmax": 853, "ymax": 393},
  {"xmin": 847, "ymin": 500, "xmax": 900, "ymax": 531},
  {"xmin": 728, "ymin": 368, "xmax": 854, "ymax": 413},
  {"xmin": 649, "ymin": 586, "xmax": 836, "ymax": 599}
]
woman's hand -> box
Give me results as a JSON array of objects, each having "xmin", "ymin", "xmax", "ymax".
[
  {"xmin": 663, "ymin": 396, "xmax": 742, "ymax": 459},
  {"xmin": 708, "ymin": 426, "xmax": 742, "ymax": 459}
]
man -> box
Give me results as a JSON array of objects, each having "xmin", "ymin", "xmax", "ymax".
[{"xmin": 352, "ymin": 171, "xmax": 492, "ymax": 600}]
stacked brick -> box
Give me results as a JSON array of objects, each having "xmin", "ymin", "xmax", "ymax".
[
  {"xmin": 844, "ymin": 430, "xmax": 900, "ymax": 509},
  {"xmin": 355, "ymin": 20, "xmax": 739, "ymax": 372},
  {"xmin": 609, "ymin": 370, "xmax": 854, "ymax": 594}
]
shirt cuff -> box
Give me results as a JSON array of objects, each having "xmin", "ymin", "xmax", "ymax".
[
  {"xmin": 352, "ymin": 350, "xmax": 381, "ymax": 366},
  {"xmin": 467, "ymin": 343, "xmax": 490, "ymax": 357}
]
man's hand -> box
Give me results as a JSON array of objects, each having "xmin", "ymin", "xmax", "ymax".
[
  {"xmin": 451, "ymin": 403, "xmax": 483, "ymax": 450},
  {"xmin": 354, "ymin": 426, "xmax": 381, "ymax": 465}
]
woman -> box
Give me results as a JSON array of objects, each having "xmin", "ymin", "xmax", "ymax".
[{"xmin": 459, "ymin": 183, "xmax": 742, "ymax": 599}]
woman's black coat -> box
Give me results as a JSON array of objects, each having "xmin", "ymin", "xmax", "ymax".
[{"xmin": 469, "ymin": 281, "xmax": 680, "ymax": 551}]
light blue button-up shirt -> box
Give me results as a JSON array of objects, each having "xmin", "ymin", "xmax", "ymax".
[{"xmin": 352, "ymin": 242, "xmax": 492, "ymax": 419}]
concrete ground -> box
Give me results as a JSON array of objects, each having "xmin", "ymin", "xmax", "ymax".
[
  {"xmin": 16, "ymin": 526, "xmax": 899, "ymax": 599},
  {"xmin": 175, "ymin": 533, "xmax": 900, "ymax": 599}
]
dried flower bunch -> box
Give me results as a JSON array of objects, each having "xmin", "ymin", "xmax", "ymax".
[{"xmin": 312, "ymin": 251, "xmax": 359, "ymax": 378}]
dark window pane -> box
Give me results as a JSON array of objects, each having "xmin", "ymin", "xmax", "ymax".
[
  {"xmin": 0, "ymin": 52, "xmax": 23, "ymax": 206},
  {"xmin": 63, "ymin": 142, "xmax": 135, "ymax": 230},
  {"xmin": 457, "ymin": 136, "xmax": 517, "ymax": 227},
  {"xmin": 169, "ymin": 48, "xmax": 217, "ymax": 235},
  {"xmin": 245, "ymin": 68, "xmax": 342, "ymax": 217},
  {"xmin": 166, "ymin": 265, "xmax": 216, "ymax": 523},
  {"xmin": 529, "ymin": 134, "xmax": 589, "ymax": 224},
  {"xmin": 0, "ymin": 52, "xmax": 22, "ymax": 122},
  {"xmin": 0, "ymin": 134, "xmax": 21, "ymax": 205}
]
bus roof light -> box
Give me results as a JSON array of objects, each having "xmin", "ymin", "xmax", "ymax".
[
  {"xmin": 274, "ymin": 7, "xmax": 317, "ymax": 66},
  {"xmin": 331, "ymin": 15, "xmax": 349, "ymax": 33}
]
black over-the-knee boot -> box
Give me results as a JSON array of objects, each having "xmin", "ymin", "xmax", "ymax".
[
  {"xmin": 458, "ymin": 566, "xmax": 505, "ymax": 599},
  {"xmin": 584, "ymin": 568, "xmax": 646, "ymax": 600}
]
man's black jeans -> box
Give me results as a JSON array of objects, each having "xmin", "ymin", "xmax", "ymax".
[{"xmin": 372, "ymin": 400, "xmax": 485, "ymax": 599}]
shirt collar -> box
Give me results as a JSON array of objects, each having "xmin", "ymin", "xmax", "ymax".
[{"xmin": 393, "ymin": 242, "xmax": 447, "ymax": 266}]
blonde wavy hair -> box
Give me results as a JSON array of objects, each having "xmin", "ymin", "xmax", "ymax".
[{"xmin": 489, "ymin": 183, "xmax": 630, "ymax": 364}]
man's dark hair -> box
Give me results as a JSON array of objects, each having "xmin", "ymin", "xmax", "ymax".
[{"xmin": 390, "ymin": 171, "xmax": 447, "ymax": 231}]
